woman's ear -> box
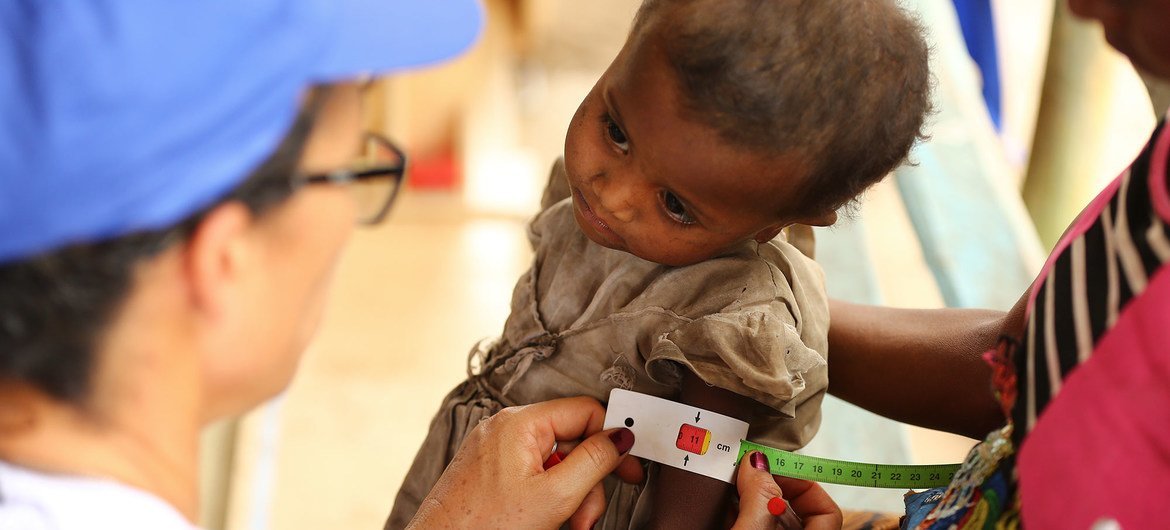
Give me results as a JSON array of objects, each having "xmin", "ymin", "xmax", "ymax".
[{"xmin": 181, "ymin": 202, "xmax": 254, "ymax": 321}]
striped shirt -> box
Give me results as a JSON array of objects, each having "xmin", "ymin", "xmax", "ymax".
[
  {"xmin": 916, "ymin": 117, "xmax": 1170, "ymax": 529},
  {"xmin": 1014, "ymin": 119, "xmax": 1170, "ymax": 437},
  {"xmin": 1011, "ymin": 118, "xmax": 1170, "ymax": 528}
]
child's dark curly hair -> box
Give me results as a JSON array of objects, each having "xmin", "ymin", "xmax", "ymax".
[{"xmin": 635, "ymin": 0, "xmax": 932, "ymax": 217}]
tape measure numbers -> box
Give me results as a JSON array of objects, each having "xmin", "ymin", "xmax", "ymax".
[
  {"xmin": 738, "ymin": 441, "xmax": 961, "ymax": 489},
  {"xmin": 602, "ymin": 389, "xmax": 964, "ymax": 488}
]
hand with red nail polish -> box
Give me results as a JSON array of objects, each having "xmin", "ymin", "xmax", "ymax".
[
  {"xmin": 729, "ymin": 451, "xmax": 843, "ymax": 530},
  {"xmin": 407, "ymin": 397, "xmax": 642, "ymax": 530}
]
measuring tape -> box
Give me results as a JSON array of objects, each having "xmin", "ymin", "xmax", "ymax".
[
  {"xmin": 738, "ymin": 440, "xmax": 961, "ymax": 489},
  {"xmin": 603, "ymin": 389, "xmax": 963, "ymax": 488}
]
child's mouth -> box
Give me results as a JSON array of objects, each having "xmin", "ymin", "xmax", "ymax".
[{"xmin": 571, "ymin": 187, "xmax": 626, "ymax": 248}]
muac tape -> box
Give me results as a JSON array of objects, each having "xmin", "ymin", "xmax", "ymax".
[{"xmin": 603, "ymin": 389, "xmax": 960, "ymax": 489}]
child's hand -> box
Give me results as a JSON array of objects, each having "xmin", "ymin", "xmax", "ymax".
[
  {"xmin": 407, "ymin": 397, "xmax": 636, "ymax": 530},
  {"xmin": 731, "ymin": 451, "xmax": 843, "ymax": 530}
]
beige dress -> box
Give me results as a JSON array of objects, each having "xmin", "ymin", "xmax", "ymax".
[{"xmin": 387, "ymin": 161, "xmax": 829, "ymax": 530}]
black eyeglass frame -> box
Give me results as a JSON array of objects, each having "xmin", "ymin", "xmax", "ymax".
[{"xmin": 293, "ymin": 132, "xmax": 408, "ymax": 225}]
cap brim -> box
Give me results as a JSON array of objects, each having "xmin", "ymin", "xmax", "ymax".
[{"xmin": 314, "ymin": 0, "xmax": 483, "ymax": 81}]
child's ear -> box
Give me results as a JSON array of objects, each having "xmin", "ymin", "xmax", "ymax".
[
  {"xmin": 753, "ymin": 210, "xmax": 838, "ymax": 243},
  {"xmin": 794, "ymin": 210, "xmax": 838, "ymax": 228},
  {"xmin": 752, "ymin": 224, "xmax": 786, "ymax": 244}
]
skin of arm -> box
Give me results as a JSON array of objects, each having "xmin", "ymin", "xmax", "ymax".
[
  {"xmin": 646, "ymin": 370, "xmax": 762, "ymax": 530},
  {"xmin": 826, "ymin": 292, "xmax": 1029, "ymax": 440}
]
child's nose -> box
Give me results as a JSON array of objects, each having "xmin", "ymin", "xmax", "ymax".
[{"xmin": 591, "ymin": 176, "xmax": 638, "ymax": 223}]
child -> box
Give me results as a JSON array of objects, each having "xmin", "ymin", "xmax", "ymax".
[{"xmin": 388, "ymin": 0, "xmax": 929, "ymax": 527}]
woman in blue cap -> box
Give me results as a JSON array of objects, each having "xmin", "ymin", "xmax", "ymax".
[{"xmin": 0, "ymin": 2, "xmax": 832, "ymax": 529}]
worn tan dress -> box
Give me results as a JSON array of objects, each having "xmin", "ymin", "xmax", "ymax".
[{"xmin": 386, "ymin": 161, "xmax": 829, "ymax": 530}]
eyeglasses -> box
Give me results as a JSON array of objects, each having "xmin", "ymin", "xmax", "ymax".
[{"xmin": 293, "ymin": 132, "xmax": 407, "ymax": 225}]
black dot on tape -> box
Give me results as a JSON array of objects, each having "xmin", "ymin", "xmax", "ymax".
[{"xmin": 624, "ymin": 417, "xmax": 634, "ymax": 427}]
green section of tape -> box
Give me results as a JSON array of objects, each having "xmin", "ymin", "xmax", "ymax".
[{"xmin": 738, "ymin": 440, "xmax": 961, "ymax": 489}]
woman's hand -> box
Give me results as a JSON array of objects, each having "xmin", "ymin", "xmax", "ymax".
[
  {"xmin": 731, "ymin": 451, "xmax": 843, "ymax": 530},
  {"xmin": 408, "ymin": 396, "xmax": 642, "ymax": 530}
]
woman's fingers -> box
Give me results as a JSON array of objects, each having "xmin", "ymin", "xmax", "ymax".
[
  {"xmin": 731, "ymin": 452, "xmax": 788, "ymax": 530},
  {"xmin": 730, "ymin": 451, "xmax": 844, "ymax": 530},
  {"xmin": 412, "ymin": 398, "xmax": 632, "ymax": 529},
  {"xmin": 567, "ymin": 481, "xmax": 608, "ymax": 530},
  {"xmin": 545, "ymin": 427, "xmax": 634, "ymax": 501},
  {"xmin": 771, "ymin": 476, "xmax": 842, "ymax": 530}
]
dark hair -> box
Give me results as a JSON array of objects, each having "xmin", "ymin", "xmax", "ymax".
[
  {"xmin": 635, "ymin": 0, "xmax": 931, "ymax": 216},
  {"xmin": 0, "ymin": 89, "xmax": 326, "ymax": 405}
]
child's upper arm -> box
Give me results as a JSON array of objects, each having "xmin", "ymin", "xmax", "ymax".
[
  {"xmin": 639, "ymin": 239, "xmax": 831, "ymax": 447},
  {"xmin": 643, "ymin": 370, "xmax": 757, "ymax": 530},
  {"xmin": 643, "ymin": 303, "xmax": 827, "ymax": 418},
  {"xmin": 636, "ymin": 238, "xmax": 832, "ymax": 526}
]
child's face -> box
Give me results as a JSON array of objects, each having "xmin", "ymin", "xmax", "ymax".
[{"xmin": 563, "ymin": 31, "xmax": 834, "ymax": 267}]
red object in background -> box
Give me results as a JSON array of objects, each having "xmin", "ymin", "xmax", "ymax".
[{"xmin": 407, "ymin": 148, "xmax": 459, "ymax": 190}]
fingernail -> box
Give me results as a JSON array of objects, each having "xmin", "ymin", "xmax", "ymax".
[
  {"xmin": 767, "ymin": 496, "xmax": 787, "ymax": 516},
  {"xmin": 750, "ymin": 451, "xmax": 770, "ymax": 472},
  {"xmin": 609, "ymin": 427, "xmax": 634, "ymax": 455}
]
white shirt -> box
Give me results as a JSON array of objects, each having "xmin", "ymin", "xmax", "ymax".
[{"xmin": 0, "ymin": 460, "xmax": 198, "ymax": 530}]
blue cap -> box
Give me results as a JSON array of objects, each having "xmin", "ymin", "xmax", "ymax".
[{"xmin": 0, "ymin": 0, "xmax": 482, "ymax": 263}]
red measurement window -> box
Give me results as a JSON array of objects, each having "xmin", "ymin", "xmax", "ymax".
[{"xmin": 676, "ymin": 423, "xmax": 711, "ymax": 455}]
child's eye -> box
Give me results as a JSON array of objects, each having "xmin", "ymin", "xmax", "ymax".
[
  {"xmin": 661, "ymin": 191, "xmax": 696, "ymax": 225},
  {"xmin": 603, "ymin": 114, "xmax": 630, "ymax": 152}
]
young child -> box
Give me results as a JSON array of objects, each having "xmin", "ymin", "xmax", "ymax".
[{"xmin": 388, "ymin": 0, "xmax": 929, "ymax": 527}]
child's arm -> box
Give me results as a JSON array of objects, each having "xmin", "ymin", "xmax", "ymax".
[{"xmin": 645, "ymin": 370, "xmax": 760, "ymax": 530}]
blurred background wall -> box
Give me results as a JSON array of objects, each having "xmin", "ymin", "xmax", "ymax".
[{"xmin": 198, "ymin": 0, "xmax": 1163, "ymax": 528}]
